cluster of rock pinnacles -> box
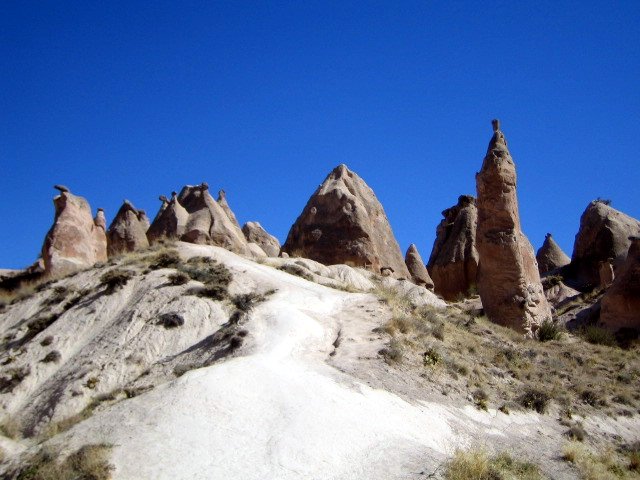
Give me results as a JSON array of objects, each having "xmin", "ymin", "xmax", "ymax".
[{"xmin": 38, "ymin": 121, "xmax": 639, "ymax": 335}]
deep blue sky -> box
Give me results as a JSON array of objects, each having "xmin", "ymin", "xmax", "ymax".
[{"xmin": 1, "ymin": 1, "xmax": 639, "ymax": 269}]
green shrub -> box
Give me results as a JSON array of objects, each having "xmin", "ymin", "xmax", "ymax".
[
  {"xmin": 520, "ymin": 387, "xmax": 550, "ymax": 414},
  {"xmin": 100, "ymin": 269, "xmax": 134, "ymax": 292},
  {"xmin": 582, "ymin": 326, "xmax": 616, "ymax": 346},
  {"xmin": 537, "ymin": 319, "xmax": 562, "ymax": 342},
  {"xmin": 444, "ymin": 449, "xmax": 542, "ymax": 480},
  {"xmin": 422, "ymin": 347, "xmax": 441, "ymax": 366}
]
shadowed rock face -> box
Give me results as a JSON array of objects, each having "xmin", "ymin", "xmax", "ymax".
[
  {"xmin": 41, "ymin": 188, "xmax": 107, "ymax": 276},
  {"xmin": 475, "ymin": 121, "xmax": 551, "ymax": 335},
  {"xmin": 147, "ymin": 193, "xmax": 189, "ymax": 243},
  {"xmin": 242, "ymin": 222, "xmax": 281, "ymax": 257},
  {"xmin": 569, "ymin": 201, "xmax": 640, "ymax": 288},
  {"xmin": 427, "ymin": 195, "xmax": 478, "ymax": 300},
  {"xmin": 600, "ymin": 237, "xmax": 640, "ymax": 331},
  {"xmin": 405, "ymin": 244, "xmax": 434, "ymax": 289},
  {"xmin": 107, "ymin": 201, "xmax": 150, "ymax": 256},
  {"xmin": 536, "ymin": 233, "xmax": 570, "ymax": 275},
  {"xmin": 282, "ymin": 164, "xmax": 410, "ymax": 278},
  {"xmin": 217, "ymin": 190, "xmax": 241, "ymax": 229}
]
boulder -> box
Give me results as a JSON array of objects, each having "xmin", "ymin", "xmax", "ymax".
[
  {"xmin": 147, "ymin": 192, "xmax": 189, "ymax": 243},
  {"xmin": 178, "ymin": 183, "xmax": 249, "ymax": 254},
  {"xmin": 242, "ymin": 222, "xmax": 281, "ymax": 257},
  {"xmin": 536, "ymin": 233, "xmax": 570, "ymax": 275},
  {"xmin": 41, "ymin": 187, "xmax": 107, "ymax": 277},
  {"xmin": 107, "ymin": 200, "xmax": 150, "ymax": 256},
  {"xmin": 475, "ymin": 120, "xmax": 551, "ymax": 335},
  {"xmin": 405, "ymin": 244, "xmax": 434, "ymax": 289},
  {"xmin": 217, "ymin": 190, "xmax": 241, "ymax": 229},
  {"xmin": 282, "ymin": 164, "xmax": 409, "ymax": 279},
  {"xmin": 600, "ymin": 237, "xmax": 640, "ymax": 331},
  {"xmin": 569, "ymin": 201, "xmax": 640, "ymax": 288},
  {"xmin": 427, "ymin": 195, "xmax": 479, "ymax": 300}
]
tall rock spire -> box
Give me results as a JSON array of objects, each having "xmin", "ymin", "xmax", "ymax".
[{"xmin": 475, "ymin": 120, "xmax": 551, "ymax": 335}]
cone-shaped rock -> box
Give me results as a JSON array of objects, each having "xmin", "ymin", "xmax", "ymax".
[
  {"xmin": 427, "ymin": 195, "xmax": 478, "ymax": 300},
  {"xmin": 137, "ymin": 210, "xmax": 150, "ymax": 232},
  {"xmin": 282, "ymin": 164, "xmax": 409, "ymax": 278},
  {"xmin": 569, "ymin": 201, "xmax": 640, "ymax": 287},
  {"xmin": 536, "ymin": 233, "xmax": 570, "ymax": 275},
  {"xmin": 405, "ymin": 244, "xmax": 434, "ymax": 289},
  {"xmin": 178, "ymin": 183, "xmax": 249, "ymax": 254},
  {"xmin": 107, "ymin": 201, "xmax": 150, "ymax": 256},
  {"xmin": 600, "ymin": 236, "xmax": 640, "ymax": 331},
  {"xmin": 217, "ymin": 190, "xmax": 241, "ymax": 229},
  {"xmin": 242, "ymin": 222, "xmax": 281, "ymax": 257},
  {"xmin": 147, "ymin": 193, "xmax": 189, "ymax": 243},
  {"xmin": 475, "ymin": 121, "xmax": 551, "ymax": 335},
  {"xmin": 41, "ymin": 187, "xmax": 107, "ymax": 276}
]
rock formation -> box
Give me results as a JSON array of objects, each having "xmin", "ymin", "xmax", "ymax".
[
  {"xmin": 242, "ymin": 222, "xmax": 281, "ymax": 257},
  {"xmin": 282, "ymin": 164, "xmax": 409, "ymax": 278},
  {"xmin": 137, "ymin": 210, "xmax": 150, "ymax": 232},
  {"xmin": 569, "ymin": 201, "xmax": 640, "ymax": 288},
  {"xmin": 217, "ymin": 190, "xmax": 241, "ymax": 229},
  {"xmin": 41, "ymin": 187, "xmax": 108, "ymax": 276},
  {"xmin": 405, "ymin": 244, "xmax": 434, "ymax": 289},
  {"xmin": 107, "ymin": 200, "xmax": 150, "ymax": 256},
  {"xmin": 536, "ymin": 233, "xmax": 570, "ymax": 275},
  {"xmin": 427, "ymin": 195, "xmax": 479, "ymax": 300},
  {"xmin": 600, "ymin": 237, "xmax": 640, "ymax": 331},
  {"xmin": 475, "ymin": 120, "xmax": 551, "ymax": 334},
  {"xmin": 177, "ymin": 183, "xmax": 249, "ymax": 253},
  {"xmin": 147, "ymin": 192, "xmax": 189, "ymax": 243}
]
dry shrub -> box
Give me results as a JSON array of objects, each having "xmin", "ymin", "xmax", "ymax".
[
  {"xmin": 444, "ymin": 448, "xmax": 542, "ymax": 480},
  {"xmin": 15, "ymin": 444, "xmax": 112, "ymax": 480}
]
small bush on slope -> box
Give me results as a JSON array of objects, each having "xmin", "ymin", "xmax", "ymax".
[
  {"xmin": 277, "ymin": 264, "xmax": 313, "ymax": 281},
  {"xmin": 15, "ymin": 444, "xmax": 112, "ymax": 480},
  {"xmin": 562, "ymin": 441, "xmax": 640, "ymax": 480},
  {"xmin": 444, "ymin": 448, "xmax": 543, "ymax": 480},
  {"xmin": 100, "ymin": 269, "xmax": 134, "ymax": 293}
]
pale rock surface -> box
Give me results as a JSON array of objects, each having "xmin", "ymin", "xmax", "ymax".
[
  {"xmin": 107, "ymin": 200, "xmax": 150, "ymax": 256},
  {"xmin": 41, "ymin": 188, "xmax": 107, "ymax": 277},
  {"xmin": 246, "ymin": 242, "xmax": 268, "ymax": 258},
  {"xmin": 217, "ymin": 190, "xmax": 241, "ymax": 229},
  {"xmin": 427, "ymin": 195, "xmax": 479, "ymax": 300},
  {"xmin": 405, "ymin": 244, "xmax": 434, "ymax": 289},
  {"xmin": 600, "ymin": 236, "xmax": 640, "ymax": 330},
  {"xmin": 137, "ymin": 210, "xmax": 151, "ymax": 232},
  {"xmin": 536, "ymin": 233, "xmax": 570, "ymax": 275},
  {"xmin": 570, "ymin": 201, "xmax": 640, "ymax": 287},
  {"xmin": 282, "ymin": 164, "xmax": 410, "ymax": 279},
  {"xmin": 242, "ymin": 221, "xmax": 281, "ymax": 257},
  {"xmin": 475, "ymin": 121, "xmax": 551, "ymax": 335}
]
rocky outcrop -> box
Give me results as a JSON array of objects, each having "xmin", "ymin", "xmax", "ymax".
[
  {"xmin": 569, "ymin": 201, "xmax": 640, "ymax": 288},
  {"xmin": 475, "ymin": 120, "xmax": 551, "ymax": 335},
  {"xmin": 405, "ymin": 244, "xmax": 434, "ymax": 289},
  {"xmin": 107, "ymin": 201, "xmax": 150, "ymax": 256},
  {"xmin": 217, "ymin": 190, "xmax": 241, "ymax": 229},
  {"xmin": 600, "ymin": 237, "xmax": 640, "ymax": 331},
  {"xmin": 242, "ymin": 222, "xmax": 281, "ymax": 257},
  {"xmin": 147, "ymin": 192, "xmax": 189, "ymax": 243},
  {"xmin": 282, "ymin": 164, "xmax": 409, "ymax": 278},
  {"xmin": 427, "ymin": 195, "xmax": 478, "ymax": 300},
  {"xmin": 536, "ymin": 233, "xmax": 570, "ymax": 275},
  {"xmin": 41, "ymin": 187, "xmax": 108, "ymax": 276},
  {"xmin": 178, "ymin": 183, "xmax": 249, "ymax": 254}
]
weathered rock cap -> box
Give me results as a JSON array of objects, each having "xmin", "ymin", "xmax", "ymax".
[{"xmin": 405, "ymin": 244, "xmax": 434, "ymax": 290}]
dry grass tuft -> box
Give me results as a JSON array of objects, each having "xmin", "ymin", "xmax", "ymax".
[
  {"xmin": 14, "ymin": 444, "xmax": 112, "ymax": 480},
  {"xmin": 444, "ymin": 448, "xmax": 543, "ymax": 480}
]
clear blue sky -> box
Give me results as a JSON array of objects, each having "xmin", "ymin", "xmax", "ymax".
[{"xmin": 1, "ymin": 1, "xmax": 639, "ymax": 269}]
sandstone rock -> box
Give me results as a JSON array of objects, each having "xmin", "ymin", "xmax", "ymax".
[
  {"xmin": 536, "ymin": 233, "xmax": 570, "ymax": 275},
  {"xmin": 147, "ymin": 193, "xmax": 189, "ymax": 243},
  {"xmin": 405, "ymin": 244, "xmax": 434, "ymax": 289},
  {"xmin": 94, "ymin": 208, "xmax": 106, "ymax": 231},
  {"xmin": 242, "ymin": 222, "xmax": 281, "ymax": 257},
  {"xmin": 475, "ymin": 120, "xmax": 551, "ymax": 335},
  {"xmin": 598, "ymin": 260, "xmax": 615, "ymax": 288},
  {"xmin": 569, "ymin": 201, "xmax": 640, "ymax": 287},
  {"xmin": 282, "ymin": 164, "xmax": 409, "ymax": 279},
  {"xmin": 246, "ymin": 242, "xmax": 268, "ymax": 259},
  {"xmin": 178, "ymin": 183, "xmax": 249, "ymax": 254},
  {"xmin": 41, "ymin": 187, "xmax": 107, "ymax": 276},
  {"xmin": 137, "ymin": 210, "xmax": 150, "ymax": 232},
  {"xmin": 542, "ymin": 278, "xmax": 580, "ymax": 309},
  {"xmin": 427, "ymin": 195, "xmax": 478, "ymax": 300},
  {"xmin": 600, "ymin": 237, "xmax": 640, "ymax": 331},
  {"xmin": 217, "ymin": 190, "xmax": 241, "ymax": 229},
  {"xmin": 107, "ymin": 201, "xmax": 150, "ymax": 256}
]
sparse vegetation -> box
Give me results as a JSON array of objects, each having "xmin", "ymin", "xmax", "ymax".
[
  {"xmin": 520, "ymin": 387, "xmax": 550, "ymax": 413},
  {"xmin": 444, "ymin": 448, "xmax": 543, "ymax": 480},
  {"xmin": 146, "ymin": 249, "xmax": 182, "ymax": 270},
  {"xmin": 562, "ymin": 441, "xmax": 640, "ymax": 480},
  {"xmin": 15, "ymin": 444, "xmax": 112, "ymax": 480},
  {"xmin": 100, "ymin": 268, "xmax": 134, "ymax": 292},
  {"xmin": 158, "ymin": 312, "xmax": 184, "ymax": 329},
  {"xmin": 0, "ymin": 365, "xmax": 31, "ymax": 393},
  {"xmin": 41, "ymin": 350, "xmax": 61, "ymax": 363},
  {"xmin": 581, "ymin": 325, "xmax": 616, "ymax": 346},
  {"xmin": 167, "ymin": 271, "xmax": 190, "ymax": 286},
  {"xmin": 277, "ymin": 263, "xmax": 313, "ymax": 281},
  {"xmin": 537, "ymin": 319, "xmax": 563, "ymax": 342}
]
